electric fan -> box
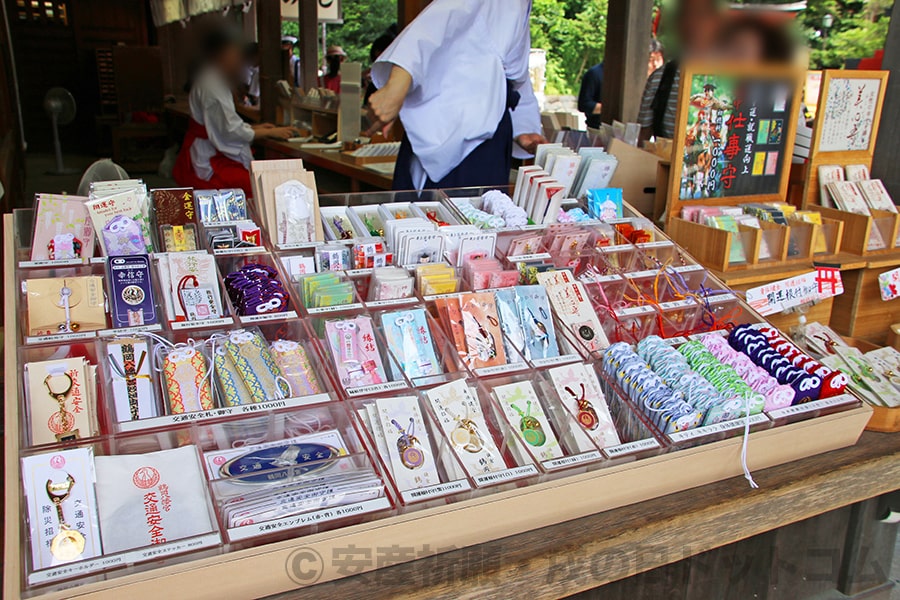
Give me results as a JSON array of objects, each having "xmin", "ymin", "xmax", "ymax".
[{"xmin": 43, "ymin": 87, "xmax": 79, "ymax": 175}]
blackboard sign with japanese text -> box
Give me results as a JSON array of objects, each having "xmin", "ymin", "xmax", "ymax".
[{"xmin": 667, "ymin": 64, "xmax": 804, "ymax": 219}]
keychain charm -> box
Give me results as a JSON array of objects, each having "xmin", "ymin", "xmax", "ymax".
[
  {"xmin": 391, "ymin": 417, "xmax": 425, "ymax": 469},
  {"xmin": 44, "ymin": 372, "xmax": 79, "ymax": 441},
  {"xmin": 511, "ymin": 400, "xmax": 546, "ymax": 446},
  {"xmin": 566, "ymin": 384, "xmax": 600, "ymax": 431},
  {"xmin": 48, "ymin": 233, "xmax": 83, "ymax": 260},
  {"xmin": 46, "ymin": 474, "xmax": 86, "ymax": 561},
  {"xmin": 526, "ymin": 307, "xmax": 549, "ymax": 352}
]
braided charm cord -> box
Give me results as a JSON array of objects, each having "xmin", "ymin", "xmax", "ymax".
[{"xmin": 121, "ymin": 343, "xmax": 139, "ymax": 420}]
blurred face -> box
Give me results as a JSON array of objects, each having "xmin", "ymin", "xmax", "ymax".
[
  {"xmin": 647, "ymin": 51, "xmax": 664, "ymax": 76},
  {"xmin": 721, "ymin": 29, "xmax": 764, "ymax": 63},
  {"xmin": 677, "ymin": 0, "xmax": 721, "ymax": 56},
  {"xmin": 217, "ymin": 44, "xmax": 245, "ymax": 80}
]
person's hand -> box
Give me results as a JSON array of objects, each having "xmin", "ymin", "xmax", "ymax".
[
  {"xmin": 265, "ymin": 126, "xmax": 301, "ymax": 140},
  {"xmin": 255, "ymin": 123, "xmax": 276, "ymax": 130},
  {"xmin": 366, "ymin": 66, "xmax": 412, "ymax": 134},
  {"xmin": 516, "ymin": 133, "xmax": 548, "ymax": 155}
]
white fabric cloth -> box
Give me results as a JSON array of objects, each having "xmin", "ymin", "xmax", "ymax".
[
  {"xmin": 372, "ymin": 0, "xmax": 541, "ymax": 184},
  {"xmin": 188, "ymin": 66, "xmax": 255, "ymax": 181},
  {"xmin": 245, "ymin": 65, "xmax": 260, "ymax": 99}
]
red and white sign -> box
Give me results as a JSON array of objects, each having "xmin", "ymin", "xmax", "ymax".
[{"xmin": 745, "ymin": 268, "xmax": 844, "ymax": 316}]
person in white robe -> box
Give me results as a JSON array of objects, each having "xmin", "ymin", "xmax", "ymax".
[
  {"xmin": 173, "ymin": 29, "xmax": 298, "ymax": 195},
  {"xmin": 368, "ymin": 0, "xmax": 546, "ymax": 191}
]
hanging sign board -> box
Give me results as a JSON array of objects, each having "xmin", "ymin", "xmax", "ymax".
[{"xmin": 280, "ymin": 0, "xmax": 343, "ymax": 23}]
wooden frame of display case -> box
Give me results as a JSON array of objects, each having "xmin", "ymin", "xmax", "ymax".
[{"xmin": 2, "ymin": 213, "xmax": 872, "ymax": 600}]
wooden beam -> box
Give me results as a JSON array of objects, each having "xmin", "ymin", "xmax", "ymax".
[
  {"xmin": 870, "ymin": 14, "xmax": 900, "ymax": 200},
  {"xmin": 257, "ymin": 0, "xmax": 281, "ymax": 123},
  {"xmin": 298, "ymin": 0, "xmax": 318, "ymax": 92},
  {"xmin": 398, "ymin": 0, "xmax": 431, "ymax": 27},
  {"xmin": 602, "ymin": 0, "xmax": 652, "ymax": 123}
]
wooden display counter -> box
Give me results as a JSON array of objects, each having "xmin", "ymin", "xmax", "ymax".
[
  {"xmin": 261, "ymin": 139, "xmax": 394, "ymax": 193},
  {"xmin": 274, "ymin": 429, "xmax": 900, "ymax": 600},
  {"xmin": 830, "ymin": 249, "xmax": 900, "ymax": 345}
]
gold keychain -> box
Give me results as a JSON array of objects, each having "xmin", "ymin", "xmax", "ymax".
[
  {"xmin": 447, "ymin": 406, "xmax": 484, "ymax": 453},
  {"xmin": 44, "ymin": 372, "xmax": 79, "ymax": 442},
  {"xmin": 46, "ymin": 474, "xmax": 86, "ymax": 561}
]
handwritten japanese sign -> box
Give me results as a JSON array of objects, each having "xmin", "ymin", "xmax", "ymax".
[{"xmin": 818, "ymin": 77, "xmax": 882, "ymax": 153}]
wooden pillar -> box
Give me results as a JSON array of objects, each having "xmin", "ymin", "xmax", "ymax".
[
  {"xmin": 398, "ymin": 0, "xmax": 430, "ymax": 27},
  {"xmin": 298, "ymin": 0, "xmax": 318, "ymax": 92},
  {"xmin": 257, "ymin": 0, "xmax": 281, "ymax": 123},
  {"xmin": 870, "ymin": 14, "xmax": 900, "ymax": 200},
  {"xmin": 602, "ymin": 0, "xmax": 653, "ymax": 123}
]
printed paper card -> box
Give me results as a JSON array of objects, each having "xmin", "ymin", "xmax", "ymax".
[
  {"xmin": 25, "ymin": 357, "xmax": 95, "ymax": 444},
  {"xmin": 459, "ymin": 292, "xmax": 507, "ymax": 368},
  {"xmin": 85, "ymin": 187, "xmax": 154, "ymax": 256},
  {"xmin": 515, "ymin": 286, "xmax": 561, "ymax": 361},
  {"xmin": 30, "ymin": 194, "xmax": 95, "ymax": 261},
  {"xmin": 425, "ymin": 380, "xmax": 506, "ymax": 477},
  {"xmin": 22, "ymin": 448, "xmax": 102, "ymax": 569},
  {"xmin": 492, "ymin": 381, "xmax": 564, "ymax": 461},
  {"xmin": 878, "ymin": 266, "xmax": 900, "ymax": 301},
  {"xmin": 164, "ymin": 252, "xmax": 223, "ymax": 321},
  {"xmin": 857, "ymin": 179, "xmax": 897, "ymax": 213},
  {"xmin": 546, "ymin": 281, "xmax": 610, "ymax": 352},
  {"xmin": 107, "ymin": 255, "xmax": 158, "ymax": 328},
  {"xmin": 94, "ymin": 446, "xmax": 215, "ymax": 554},
  {"xmin": 379, "ymin": 308, "xmax": 441, "ymax": 380},
  {"xmin": 274, "ymin": 180, "xmax": 316, "ymax": 245},
  {"xmin": 548, "ymin": 363, "xmax": 621, "ymax": 448},
  {"xmin": 25, "ymin": 276, "xmax": 107, "ymax": 337},
  {"xmin": 324, "ymin": 316, "xmax": 389, "ymax": 390},
  {"xmin": 153, "ymin": 188, "xmax": 196, "ymax": 227},
  {"xmin": 375, "ymin": 396, "xmax": 441, "ymax": 491}
]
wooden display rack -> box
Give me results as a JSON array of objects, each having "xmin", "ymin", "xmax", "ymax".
[
  {"xmin": 800, "ymin": 70, "xmax": 895, "ymax": 256},
  {"xmin": 815, "ymin": 205, "xmax": 899, "ymax": 256},
  {"xmin": 1, "ymin": 214, "xmax": 872, "ymax": 600},
  {"xmin": 800, "ymin": 69, "xmax": 889, "ymax": 211},
  {"xmin": 664, "ymin": 63, "xmax": 845, "ymax": 272},
  {"xmin": 668, "ymin": 215, "xmax": 844, "ymax": 272}
]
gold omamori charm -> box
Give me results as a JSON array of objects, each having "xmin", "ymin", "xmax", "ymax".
[
  {"xmin": 50, "ymin": 526, "xmax": 86, "ymax": 561},
  {"xmin": 46, "ymin": 474, "xmax": 86, "ymax": 561}
]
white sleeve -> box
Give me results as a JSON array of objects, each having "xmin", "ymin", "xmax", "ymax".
[
  {"xmin": 199, "ymin": 87, "xmax": 255, "ymax": 153},
  {"xmin": 371, "ymin": 0, "xmax": 482, "ymax": 95},
  {"xmin": 511, "ymin": 77, "xmax": 541, "ymax": 139},
  {"xmin": 501, "ymin": 2, "xmax": 541, "ymax": 157}
]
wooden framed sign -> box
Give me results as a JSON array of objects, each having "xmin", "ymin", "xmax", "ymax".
[
  {"xmin": 813, "ymin": 70, "xmax": 887, "ymax": 155},
  {"xmin": 666, "ymin": 63, "xmax": 804, "ymax": 222},
  {"xmin": 802, "ymin": 69, "xmax": 889, "ymax": 209}
]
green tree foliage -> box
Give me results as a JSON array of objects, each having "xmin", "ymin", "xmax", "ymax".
[
  {"xmin": 531, "ymin": 0, "xmax": 609, "ymax": 95},
  {"xmin": 764, "ymin": 0, "xmax": 891, "ymax": 68},
  {"xmin": 282, "ymin": 0, "xmax": 398, "ymax": 68}
]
